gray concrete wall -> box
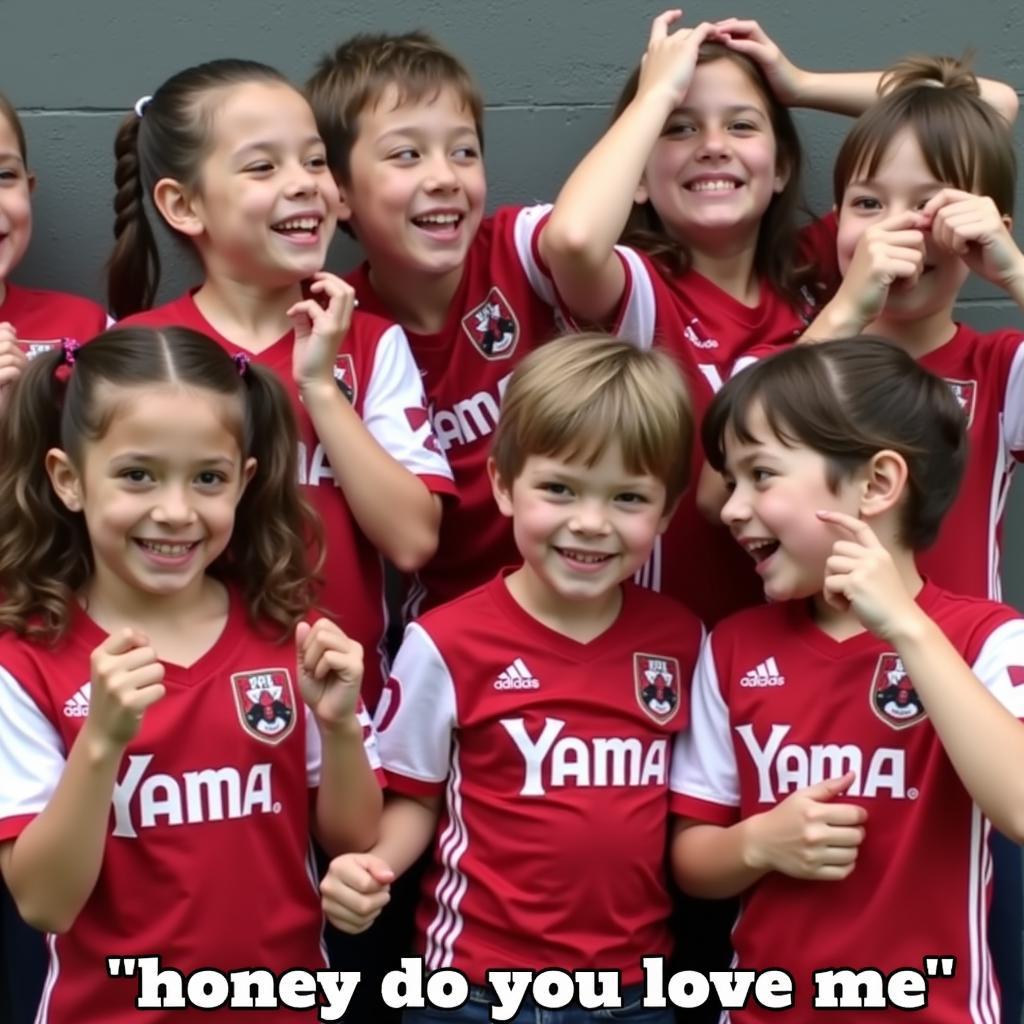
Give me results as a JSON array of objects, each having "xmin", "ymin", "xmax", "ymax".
[{"xmin": 3, "ymin": 0, "xmax": 1024, "ymax": 601}]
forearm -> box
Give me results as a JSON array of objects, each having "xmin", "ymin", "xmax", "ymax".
[
  {"xmin": 891, "ymin": 615, "xmax": 1024, "ymax": 840},
  {"xmin": 671, "ymin": 818, "xmax": 769, "ymax": 899},
  {"xmin": 2, "ymin": 730, "xmax": 124, "ymax": 932},
  {"xmin": 799, "ymin": 289, "xmax": 871, "ymax": 343},
  {"xmin": 315, "ymin": 715, "xmax": 384, "ymax": 856},
  {"xmin": 369, "ymin": 794, "xmax": 440, "ymax": 878},
  {"xmin": 302, "ymin": 383, "xmax": 441, "ymax": 571}
]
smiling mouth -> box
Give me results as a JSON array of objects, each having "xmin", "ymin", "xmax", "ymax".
[
  {"xmin": 555, "ymin": 547, "xmax": 614, "ymax": 565},
  {"xmin": 134, "ymin": 539, "xmax": 200, "ymax": 556},
  {"xmin": 744, "ymin": 539, "xmax": 779, "ymax": 563},
  {"xmin": 270, "ymin": 216, "xmax": 321, "ymax": 238},
  {"xmin": 687, "ymin": 179, "xmax": 741, "ymax": 193},
  {"xmin": 412, "ymin": 212, "xmax": 463, "ymax": 231}
]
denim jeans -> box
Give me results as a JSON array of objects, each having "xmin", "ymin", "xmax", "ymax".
[{"xmin": 402, "ymin": 982, "xmax": 674, "ymax": 1023}]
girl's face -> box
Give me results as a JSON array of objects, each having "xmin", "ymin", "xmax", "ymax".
[
  {"xmin": 638, "ymin": 58, "xmax": 786, "ymax": 256},
  {"xmin": 0, "ymin": 112, "xmax": 32, "ymax": 286},
  {"xmin": 719, "ymin": 402, "xmax": 862, "ymax": 604},
  {"xmin": 47, "ymin": 385, "xmax": 255, "ymax": 611},
  {"xmin": 186, "ymin": 82, "xmax": 339, "ymax": 289},
  {"xmin": 836, "ymin": 128, "xmax": 969, "ymax": 324}
]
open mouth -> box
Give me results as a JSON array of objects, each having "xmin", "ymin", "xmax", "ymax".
[
  {"xmin": 270, "ymin": 216, "xmax": 322, "ymax": 240},
  {"xmin": 411, "ymin": 212, "xmax": 463, "ymax": 233},
  {"xmin": 134, "ymin": 539, "xmax": 200, "ymax": 557},
  {"xmin": 686, "ymin": 178, "xmax": 742, "ymax": 193},
  {"xmin": 555, "ymin": 547, "xmax": 614, "ymax": 566},
  {"xmin": 744, "ymin": 538, "xmax": 780, "ymax": 564}
]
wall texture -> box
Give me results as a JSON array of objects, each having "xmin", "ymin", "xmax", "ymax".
[{"xmin": 3, "ymin": 0, "xmax": 1024, "ymax": 599}]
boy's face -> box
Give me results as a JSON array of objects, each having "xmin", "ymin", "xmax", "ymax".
[
  {"xmin": 836, "ymin": 129, "xmax": 969, "ymax": 326},
  {"xmin": 490, "ymin": 443, "xmax": 671, "ymax": 615},
  {"xmin": 719, "ymin": 403, "xmax": 862, "ymax": 604},
  {"xmin": 338, "ymin": 84, "xmax": 486, "ymax": 284}
]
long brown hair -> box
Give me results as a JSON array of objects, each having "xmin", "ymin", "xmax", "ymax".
[
  {"xmin": 0, "ymin": 326, "xmax": 322, "ymax": 643},
  {"xmin": 611, "ymin": 42, "xmax": 816, "ymax": 308},
  {"xmin": 107, "ymin": 59, "xmax": 293, "ymax": 319}
]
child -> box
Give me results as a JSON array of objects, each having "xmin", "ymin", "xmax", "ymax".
[
  {"xmin": 0, "ymin": 92, "xmax": 107, "ymax": 414},
  {"xmin": 541, "ymin": 13, "xmax": 1018, "ymax": 629},
  {"xmin": 0, "ymin": 326, "xmax": 383, "ymax": 1023},
  {"xmin": 671, "ymin": 338, "xmax": 1024, "ymax": 1023},
  {"xmin": 320, "ymin": 335, "xmax": 704, "ymax": 1022},
  {"xmin": 110, "ymin": 59, "xmax": 455, "ymax": 707},
  {"xmin": 306, "ymin": 32, "xmax": 572, "ymax": 618}
]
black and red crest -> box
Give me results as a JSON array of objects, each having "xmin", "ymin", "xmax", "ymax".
[
  {"xmin": 231, "ymin": 668, "xmax": 297, "ymax": 745},
  {"xmin": 944, "ymin": 378, "xmax": 977, "ymax": 427},
  {"xmin": 461, "ymin": 286, "xmax": 519, "ymax": 360},
  {"xmin": 634, "ymin": 653, "xmax": 681, "ymax": 725},
  {"xmin": 870, "ymin": 653, "xmax": 926, "ymax": 730},
  {"xmin": 333, "ymin": 353, "xmax": 358, "ymax": 404}
]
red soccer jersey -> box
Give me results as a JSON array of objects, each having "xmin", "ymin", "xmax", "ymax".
[
  {"xmin": 916, "ymin": 324, "xmax": 1024, "ymax": 600},
  {"xmin": 374, "ymin": 572, "xmax": 704, "ymax": 985},
  {"xmin": 122, "ymin": 294, "xmax": 455, "ymax": 708},
  {"xmin": 2, "ymin": 282, "xmax": 108, "ymax": 355},
  {"xmin": 347, "ymin": 205, "xmax": 569, "ymax": 615},
  {"xmin": 616, "ymin": 216, "xmax": 839, "ymax": 626},
  {"xmin": 0, "ymin": 592, "xmax": 383, "ymax": 1024},
  {"xmin": 670, "ymin": 584, "xmax": 1024, "ymax": 1023}
]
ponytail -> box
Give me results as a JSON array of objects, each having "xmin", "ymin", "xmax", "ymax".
[{"xmin": 108, "ymin": 113, "xmax": 161, "ymax": 319}]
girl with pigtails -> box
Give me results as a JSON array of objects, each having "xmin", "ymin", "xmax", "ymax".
[
  {"xmin": 109, "ymin": 60, "xmax": 455, "ymax": 710},
  {"xmin": 0, "ymin": 326, "xmax": 382, "ymax": 1024}
]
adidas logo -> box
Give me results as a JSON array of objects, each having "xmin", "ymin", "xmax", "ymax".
[
  {"xmin": 494, "ymin": 658, "xmax": 540, "ymax": 691},
  {"xmin": 739, "ymin": 658, "xmax": 785, "ymax": 688},
  {"xmin": 63, "ymin": 683, "xmax": 92, "ymax": 717}
]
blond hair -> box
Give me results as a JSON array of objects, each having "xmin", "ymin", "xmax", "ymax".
[{"xmin": 491, "ymin": 334, "xmax": 693, "ymax": 506}]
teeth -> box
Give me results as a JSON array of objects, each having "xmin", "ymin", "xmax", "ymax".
[
  {"xmin": 274, "ymin": 217, "xmax": 319, "ymax": 232},
  {"xmin": 414, "ymin": 213, "xmax": 460, "ymax": 226},
  {"xmin": 560, "ymin": 549, "xmax": 610, "ymax": 563},
  {"xmin": 138, "ymin": 540, "xmax": 195, "ymax": 556},
  {"xmin": 689, "ymin": 180, "xmax": 739, "ymax": 192}
]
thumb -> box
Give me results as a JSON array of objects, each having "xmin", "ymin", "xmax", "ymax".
[
  {"xmin": 295, "ymin": 621, "xmax": 311, "ymax": 657},
  {"xmin": 356, "ymin": 853, "xmax": 396, "ymax": 887},
  {"xmin": 805, "ymin": 770, "xmax": 857, "ymax": 801}
]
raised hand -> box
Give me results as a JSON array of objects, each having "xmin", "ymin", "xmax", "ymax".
[
  {"xmin": 289, "ymin": 272, "xmax": 358, "ymax": 395},
  {"xmin": 296, "ymin": 618, "xmax": 363, "ymax": 728},
  {"xmin": 635, "ymin": 10, "xmax": 720, "ymax": 110}
]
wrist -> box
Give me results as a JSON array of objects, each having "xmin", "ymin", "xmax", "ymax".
[
  {"xmin": 809, "ymin": 296, "xmax": 869, "ymax": 341},
  {"xmin": 78, "ymin": 724, "xmax": 127, "ymax": 768},
  {"xmin": 298, "ymin": 378, "xmax": 344, "ymax": 408},
  {"xmin": 739, "ymin": 814, "xmax": 768, "ymax": 872},
  {"xmin": 882, "ymin": 604, "xmax": 935, "ymax": 650},
  {"xmin": 781, "ymin": 66, "xmax": 811, "ymax": 107},
  {"xmin": 317, "ymin": 711, "xmax": 364, "ymax": 741}
]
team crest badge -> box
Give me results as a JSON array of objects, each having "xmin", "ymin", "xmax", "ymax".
[
  {"xmin": 634, "ymin": 653, "xmax": 681, "ymax": 725},
  {"xmin": 462, "ymin": 286, "xmax": 519, "ymax": 360},
  {"xmin": 20, "ymin": 340, "xmax": 62, "ymax": 360},
  {"xmin": 231, "ymin": 668, "xmax": 297, "ymax": 744},
  {"xmin": 333, "ymin": 353, "xmax": 358, "ymax": 404},
  {"xmin": 945, "ymin": 378, "xmax": 976, "ymax": 427},
  {"xmin": 870, "ymin": 653, "xmax": 926, "ymax": 730}
]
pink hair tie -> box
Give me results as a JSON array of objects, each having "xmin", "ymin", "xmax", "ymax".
[
  {"xmin": 62, "ymin": 338, "xmax": 81, "ymax": 366},
  {"xmin": 232, "ymin": 351, "xmax": 250, "ymax": 376}
]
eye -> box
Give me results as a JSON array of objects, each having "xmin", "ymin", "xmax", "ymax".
[
  {"xmin": 752, "ymin": 468, "xmax": 775, "ymax": 485},
  {"xmin": 616, "ymin": 491, "xmax": 650, "ymax": 506},
  {"xmin": 243, "ymin": 161, "xmax": 274, "ymax": 175},
  {"xmin": 389, "ymin": 147, "xmax": 419, "ymax": 163},
  {"xmin": 539, "ymin": 481, "xmax": 572, "ymax": 498},
  {"xmin": 663, "ymin": 121, "xmax": 697, "ymax": 138},
  {"xmin": 0, "ymin": 168, "xmax": 20, "ymax": 183},
  {"xmin": 452, "ymin": 144, "xmax": 480, "ymax": 161},
  {"xmin": 729, "ymin": 119, "xmax": 759, "ymax": 133},
  {"xmin": 721, "ymin": 474, "xmax": 737, "ymax": 494},
  {"xmin": 306, "ymin": 154, "xmax": 328, "ymax": 171},
  {"xmin": 119, "ymin": 468, "xmax": 153, "ymax": 485},
  {"xmin": 196, "ymin": 470, "xmax": 228, "ymax": 488},
  {"xmin": 849, "ymin": 195, "xmax": 882, "ymax": 212}
]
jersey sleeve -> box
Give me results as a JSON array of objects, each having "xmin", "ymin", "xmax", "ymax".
[
  {"xmin": 1001, "ymin": 337, "xmax": 1024, "ymax": 457},
  {"xmin": 669, "ymin": 633, "xmax": 740, "ymax": 825},
  {"xmin": 304, "ymin": 701, "xmax": 384, "ymax": 788},
  {"xmin": 0, "ymin": 666, "xmax": 66, "ymax": 841},
  {"xmin": 363, "ymin": 324, "xmax": 456, "ymax": 494},
  {"xmin": 372, "ymin": 622, "xmax": 457, "ymax": 796},
  {"xmin": 970, "ymin": 618, "xmax": 1024, "ymax": 718}
]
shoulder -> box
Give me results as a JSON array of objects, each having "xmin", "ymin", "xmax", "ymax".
[
  {"xmin": 414, "ymin": 578, "xmax": 499, "ymax": 636},
  {"xmin": 117, "ymin": 293, "xmax": 194, "ymax": 330},
  {"xmin": 622, "ymin": 584, "xmax": 704, "ymax": 638},
  {"xmin": 926, "ymin": 585, "xmax": 1023, "ymax": 660},
  {"xmin": 708, "ymin": 602, "xmax": 792, "ymax": 651}
]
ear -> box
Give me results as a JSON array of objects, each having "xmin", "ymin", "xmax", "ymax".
[
  {"xmin": 487, "ymin": 457, "xmax": 515, "ymax": 519},
  {"xmin": 238, "ymin": 456, "xmax": 258, "ymax": 497},
  {"xmin": 27, "ymin": 172, "xmax": 37, "ymax": 194},
  {"xmin": 857, "ymin": 450, "xmax": 908, "ymax": 521},
  {"xmin": 773, "ymin": 154, "xmax": 791, "ymax": 195},
  {"xmin": 1003, "ymin": 213, "xmax": 1014, "ymax": 232},
  {"xmin": 45, "ymin": 448, "xmax": 84, "ymax": 513},
  {"xmin": 334, "ymin": 176, "xmax": 356, "ymax": 225},
  {"xmin": 152, "ymin": 176, "xmax": 205, "ymax": 238}
]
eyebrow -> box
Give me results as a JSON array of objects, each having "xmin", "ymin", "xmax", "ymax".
[
  {"xmin": 234, "ymin": 136, "xmax": 323, "ymax": 156},
  {"xmin": 111, "ymin": 453, "xmax": 238, "ymax": 467},
  {"xmin": 673, "ymin": 104, "xmax": 766, "ymax": 118}
]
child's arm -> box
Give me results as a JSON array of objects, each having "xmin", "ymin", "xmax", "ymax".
[
  {"xmin": 715, "ymin": 19, "xmax": 1020, "ymax": 123},
  {"xmin": 540, "ymin": 11, "xmax": 718, "ymax": 326},
  {"xmin": 819, "ymin": 511, "xmax": 1024, "ymax": 840},
  {"xmin": 672, "ymin": 772, "xmax": 865, "ymax": 898},
  {"xmin": 291, "ymin": 273, "xmax": 443, "ymax": 573},
  {"xmin": 0, "ymin": 630, "xmax": 165, "ymax": 932},
  {"xmin": 0, "ymin": 323, "xmax": 28, "ymax": 418},
  {"xmin": 321, "ymin": 792, "xmax": 441, "ymax": 934},
  {"xmin": 297, "ymin": 619, "xmax": 383, "ymax": 855}
]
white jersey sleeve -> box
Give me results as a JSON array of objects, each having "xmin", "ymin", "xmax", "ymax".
[
  {"xmin": 971, "ymin": 618, "xmax": 1024, "ymax": 717},
  {"xmin": 669, "ymin": 634, "xmax": 740, "ymax": 810},
  {"xmin": 610, "ymin": 246, "xmax": 656, "ymax": 351},
  {"xmin": 1002, "ymin": 340, "xmax": 1024, "ymax": 455},
  {"xmin": 373, "ymin": 623, "xmax": 457, "ymax": 787},
  {"xmin": 304, "ymin": 701, "xmax": 383, "ymax": 787},
  {"xmin": 363, "ymin": 324, "xmax": 454, "ymax": 483},
  {"xmin": 0, "ymin": 667, "xmax": 66, "ymax": 822},
  {"xmin": 512, "ymin": 203, "xmax": 557, "ymax": 305}
]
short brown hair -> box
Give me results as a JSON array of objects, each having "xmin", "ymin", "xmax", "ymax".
[
  {"xmin": 702, "ymin": 338, "xmax": 967, "ymax": 550},
  {"xmin": 491, "ymin": 333, "xmax": 694, "ymax": 507},
  {"xmin": 833, "ymin": 55, "xmax": 1016, "ymax": 216},
  {"xmin": 306, "ymin": 30, "xmax": 484, "ymax": 183},
  {"xmin": 0, "ymin": 92, "xmax": 28, "ymax": 164}
]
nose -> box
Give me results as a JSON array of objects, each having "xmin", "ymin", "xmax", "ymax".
[
  {"xmin": 696, "ymin": 124, "xmax": 729, "ymax": 160},
  {"xmin": 569, "ymin": 498, "xmax": 611, "ymax": 536},
  {"xmin": 285, "ymin": 160, "xmax": 320, "ymax": 198},
  {"xmin": 720, "ymin": 485, "xmax": 750, "ymax": 530},
  {"xmin": 423, "ymin": 150, "xmax": 459, "ymax": 193},
  {"xmin": 151, "ymin": 483, "xmax": 198, "ymax": 527}
]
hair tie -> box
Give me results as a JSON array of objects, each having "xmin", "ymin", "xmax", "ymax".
[
  {"xmin": 62, "ymin": 338, "xmax": 81, "ymax": 366},
  {"xmin": 133, "ymin": 95, "xmax": 153, "ymax": 118},
  {"xmin": 232, "ymin": 351, "xmax": 250, "ymax": 376}
]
